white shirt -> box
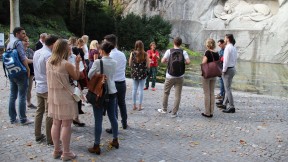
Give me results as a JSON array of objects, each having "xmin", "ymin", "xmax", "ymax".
[
  {"xmin": 33, "ymin": 45, "xmax": 52, "ymax": 93},
  {"xmin": 83, "ymin": 44, "xmax": 89, "ymax": 60},
  {"xmin": 110, "ymin": 48, "xmax": 127, "ymax": 82},
  {"xmin": 163, "ymin": 48, "xmax": 189, "ymax": 78},
  {"xmin": 222, "ymin": 43, "xmax": 237, "ymax": 72}
]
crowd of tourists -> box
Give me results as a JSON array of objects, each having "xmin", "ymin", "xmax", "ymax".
[{"xmin": 4, "ymin": 26, "xmax": 237, "ymax": 161}]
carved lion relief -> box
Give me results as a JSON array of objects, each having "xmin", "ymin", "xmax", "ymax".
[{"xmin": 214, "ymin": 0, "xmax": 273, "ymax": 25}]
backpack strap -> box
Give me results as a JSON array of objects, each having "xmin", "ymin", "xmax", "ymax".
[{"xmin": 13, "ymin": 40, "xmax": 21, "ymax": 49}]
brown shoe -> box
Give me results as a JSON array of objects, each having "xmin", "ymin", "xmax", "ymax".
[
  {"xmin": 88, "ymin": 144, "xmax": 101, "ymax": 155},
  {"xmin": 110, "ymin": 138, "xmax": 119, "ymax": 149}
]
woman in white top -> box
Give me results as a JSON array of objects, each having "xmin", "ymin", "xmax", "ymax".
[{"xmin": 87, "ymin": 41, "xmax": 119, "ymax": 155}]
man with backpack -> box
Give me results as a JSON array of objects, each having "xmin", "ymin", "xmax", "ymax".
[
  {"xmin": 157, "ymin": 37, "xmax": 190, "ymax": 118},
  {"xmin": 5, "ymin": 27, "xmax": 33, "ymax": 125}
]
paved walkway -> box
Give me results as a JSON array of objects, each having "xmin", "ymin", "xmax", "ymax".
[{"xmin": 0, "ymin": 69, "xmax": 288, "ymax": 161}]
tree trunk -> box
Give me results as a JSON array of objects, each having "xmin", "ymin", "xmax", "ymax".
[
  {"xmin": 81, "ymin": 0, "xmax": 86, "ymax": 35},
  {"xmin": 10, "ymin": 0, "xmax": 20, "ymax": 33},
  {"xmin": 109, "ymin": 0, "xmax": 113, "ymax": 7},
  {"xmin": 69, "ymin": 0, "xmax": 86, "ymax": 36}
]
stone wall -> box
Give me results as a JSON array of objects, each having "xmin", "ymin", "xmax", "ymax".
[{"xmin": 121, "ymin": 0, "xmax": 288, "ymax": 63}]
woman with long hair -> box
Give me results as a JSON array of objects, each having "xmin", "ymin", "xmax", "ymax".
[
  {"xmin": 201, "ymin": 38, "xmax": 220, "ymax": 118},
  {"xmin": 129, "ymin": 40, "xmax": 150, "ymax": 111},
  {"xmin": 47, "ymin": 39, "xmax": 81, "ymax": 161}
]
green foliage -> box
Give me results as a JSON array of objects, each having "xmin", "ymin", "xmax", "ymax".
[
  {"xmin": 20, "ymin": 0, "xmax": 68, "ymax": 17},
  {"xmin": 21, "ymin": 15, "xmax": 73, "ymax": 49},
  {"xmin": 167, "ymin": 42, "xmax": 201, "ymax": 57},
  {"xmin": 116, "ymin": 13, "xmax": 172, "ymax": 51},
  {"xmin": 85, "ymin": 0, "xmax": 115, "ymax": 41},
  {"xmin": 0, "ymin": 0, "xmax": 9, "ymax": 25}
]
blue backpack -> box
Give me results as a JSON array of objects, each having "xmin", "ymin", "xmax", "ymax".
[{"xmin": 2, "ymin": 40, "xmax": 27, "ymax": 78}]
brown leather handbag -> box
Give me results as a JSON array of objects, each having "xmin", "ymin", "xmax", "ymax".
[
  {"xmin": 201, "ymin": 51, "xmax": 222, "ymax": 79},
  {"xmin": 86, "ymin": 60, "xmax": 108, "ymax": 107}
]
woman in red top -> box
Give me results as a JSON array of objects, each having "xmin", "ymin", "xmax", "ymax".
[{"xmin": 144, "ymin": 42, "xmax": 159, "ymax": 91}]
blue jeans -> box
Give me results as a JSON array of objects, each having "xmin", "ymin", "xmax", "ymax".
[
  {"xmin": 132, "ymin": 79, "xmax": 146, "ymax": 105},
  {"xmin": 92, "ymin": 94, "xmax": 118, "ymax": 145},
  {"xmin": 219, "ymin": 76, "xmax": 225, "ymax": 97},
  {"xmin": 115, "ymin": 81, "xmax": 127, "ymax": 126},
  {"xmin": 9, "ymin": 73, "xmax": 28, "ymax": 123},
  {"xmin": 145, "ymin": 67, "xmax": 158, "ymax": 88}
]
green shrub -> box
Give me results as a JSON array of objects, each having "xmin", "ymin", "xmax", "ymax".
[{"xmin": 117, "ymin": 13, "xmax": 172, "ymax": 51}]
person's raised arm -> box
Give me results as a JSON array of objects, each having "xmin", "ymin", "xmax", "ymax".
[{"xmin": 66, "ymin": 55, "xmax": 81, "ymax": 80}]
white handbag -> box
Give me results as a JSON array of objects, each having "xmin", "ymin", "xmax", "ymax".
[{"xmin": 72, "ymin": 87, "xmax": 82, "ymax": 102}]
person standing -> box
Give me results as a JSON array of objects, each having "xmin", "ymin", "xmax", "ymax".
[
  {"xmin": 144, "ymin": 42, "xmax": 160, "ymax": 91},
  {"xmin": 216, "ymin": 39, "xmax": 225, "ymax": 103},
  {"xmin": 35, "ymin": 33, "xmax": 47, "ymax": 51},
  {"xmin": 201, "ymin": 38, "xmax": 220, "ymax": 118},
  {"xmin": 33, "ymin": 35, "xmax": 58, "ymax": 144},
  {"xmin": 88, "ymin": 41, "xmax": 119, "ymax": 155},
  {"xmin": 129, "ymin": 40, "xmax": 149, "ymax": 111},
  {"xmin": 219, "ymin": 34, "xmax": 237, "ymax": 113},
  {"xmin": 71, "ymin": 38, "xmax": 86, "ymax": 117},
  {"xmin": 82, "ymin": 35, "xmax": 90, "ymax": 72},
  {"xmin": 6, "ymin": 27, "xmax": 33, "ymax": 125},
  {"xmin": 88, "ymin": 40, "xmax": 100, "ymax": 69},
  {"xmin": 68, "ymin": 37, "xmax": 85, "ymax": 127},
  {"xmin": 47, "ymin": 39, "xmax": 80, "ymax": 161},
  {"xmin": 157, "ymin": 37, "xmax": 190, "ymax": 118},
  {"xmin": 22, "ymin": 36, "xmax": 37, "ymax": 109},
  {"xmin": 104, "ymin": 34, "xmax": 128, "ymax": 133}
]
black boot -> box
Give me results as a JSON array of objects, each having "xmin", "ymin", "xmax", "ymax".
[
  {"xmin": 105, "ymin": 128, "xmax": 112, "ymax": 134},
  {"xmin": 223, "ymin": 108, "xmax": 235, "ymax": 113}
]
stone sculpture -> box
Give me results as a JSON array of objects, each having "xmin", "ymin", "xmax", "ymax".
[{"xmin": 215, "ymin": 0, "xmax": 273, "ymax": 25}]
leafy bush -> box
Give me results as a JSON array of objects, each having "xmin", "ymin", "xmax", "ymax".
[{"xmin": 116, "ymin": 13, "xmax": 172, "ymax": 51}]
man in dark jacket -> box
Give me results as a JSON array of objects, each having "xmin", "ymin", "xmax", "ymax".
[{"xmin": 35, "ymin": 33, "xmax": 47, "ymax": 51}]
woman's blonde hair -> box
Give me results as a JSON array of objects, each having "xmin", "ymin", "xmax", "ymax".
[
  {"xmin": 77, "ymin": 38, "xmax": 84, "ymax": 46},
  {"xmin": 134, "ymin": 40, "xmax": 146, "ymax": 63},
  {"xmin": 206, "ymin": 38, "xmax": 216, "ymax": 50},
  {"xmin": 90, "ymin": 40, "xmax": 99, "ymax": 49},
  {"xmin": 68, "ymin": 36, "xmax": 77, "ymax": 46},
  {"xmin": 81, "ymin": 35, "xmax": 89, "ymax": 44},
  {"xmin": 49, "ymin": 39, "xmax": 70, "ymax": 65}
]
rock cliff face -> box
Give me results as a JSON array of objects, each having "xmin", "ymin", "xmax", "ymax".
[{"xmin": 121, "ymin": 0, "xmax": 288, "ymax": 63}]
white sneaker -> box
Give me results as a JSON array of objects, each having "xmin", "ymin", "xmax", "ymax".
[
  {"xmin": 157, "ymin": 109, "xmax": 167, "ymax": 114},
  {"xmin": 171, "ymin": 113, "xmax": 178, "ymax": 118},
  {"xmin": 21, "ymin": 118, "xmax": 34, "ymax": 125}
]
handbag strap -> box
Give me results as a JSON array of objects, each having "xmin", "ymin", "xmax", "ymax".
[
  {"xmin": 49, "ymin": 64, "xmax": 74, "ymax": 96},
  {"xmin": 209, "ymin": 50, "xmax": 215, "ymax": 62},
  {"xmin": 100, "ymin": 59, "xmax": 103, "ymax": 74}
]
